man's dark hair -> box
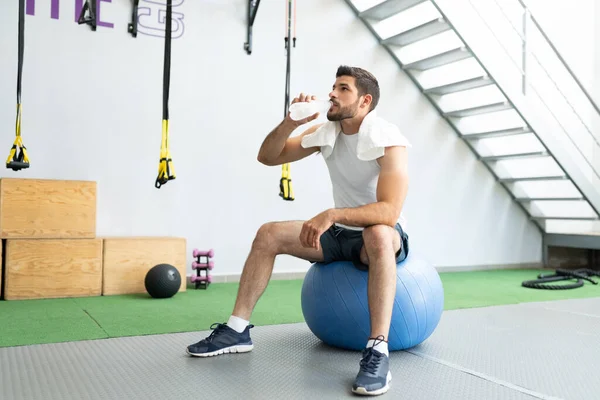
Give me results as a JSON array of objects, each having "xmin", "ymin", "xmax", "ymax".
[{"xmin": 336, "ymin": 65, "xmax": 380, "ymax": 111}]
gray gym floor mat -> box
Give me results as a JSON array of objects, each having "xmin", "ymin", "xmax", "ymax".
[
  {"xmin": 409, "ymin": 298, "xmax": 600, "ymax": 400},
  {"xmin": 1, "ymin": 297, "xmax": 598, "ymax": 400}
]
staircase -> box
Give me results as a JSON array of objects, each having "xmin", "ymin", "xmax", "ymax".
[{"xmin": 343, "ymin": 0, "xmax": 600, "ymax": 265}]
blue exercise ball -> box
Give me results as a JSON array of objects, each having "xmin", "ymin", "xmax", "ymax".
[{"xmin": 301, "ymin": 252, "xmax": 444, "ymax": 351}]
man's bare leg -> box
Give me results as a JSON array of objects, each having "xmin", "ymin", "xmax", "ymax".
[
  {"xmin": 351, "ymin": 224, "xmax": 400, "ymax": 396},
  {"xmin": 232, "ymin": 220, "xmax": 324, "ymax": 321},
  {"xmin": 359, "ymin": 224, "xmax": 401, "ymax": 344},
  {"xmin": 187, "ymin": 220, "xmax": 324, "ymax": 357}
]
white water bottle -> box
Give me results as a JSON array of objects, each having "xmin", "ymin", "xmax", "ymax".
[{"xmin": 288, "ymin": 99, "xmax": 332, "ymax": 121}]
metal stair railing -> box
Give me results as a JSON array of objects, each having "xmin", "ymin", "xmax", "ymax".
[
  {"xmin": 461, "ymin": 0, "xmax": 600, "ymax": 230},
  {"xmin": 342, "ymin": 0, "xmax": 600, "ymax": 231},
  {"xmin": 467, "ymin": 0, "xmax": 600, "ymax": 187}
]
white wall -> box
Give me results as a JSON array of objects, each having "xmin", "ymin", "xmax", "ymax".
[
  {"xmin": 593, "ymin": 1, "xmax": 600, "ymax": 180},
  {"xmin": 524, "ymin": 0, "xmax": 596, "ymax": 94},
  {"xmin": 0, "ymin": 0, "xmax": 542, "ymax": 277},
  {"xmin": 596, "ymin": 1, "xmax": 600, "ymax": 187}
]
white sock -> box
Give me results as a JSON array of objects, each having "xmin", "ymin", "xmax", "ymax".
[
  {"xmin": 366, "ymin": 338, "xmax": 389, "ymax": 357},
  {"xmin": 227, "ymin": 315, "xmax": 249, "ymax": 333}
]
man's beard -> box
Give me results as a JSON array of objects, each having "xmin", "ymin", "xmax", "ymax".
[{"xmin": 327, "ymin": 99, "xmax": 359, "ymax": 121}]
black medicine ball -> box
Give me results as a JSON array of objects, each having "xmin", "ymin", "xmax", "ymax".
[{"xmin": 144, "ymin": 263, "xmax": 181, "ymax": 299}]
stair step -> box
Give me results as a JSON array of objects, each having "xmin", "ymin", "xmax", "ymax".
[
  {"xmin": 383, "ymin": 18, "xmax": 451, "ymax": 47},
  {"xmin": 403, "ymin": 47, "xmax": 471, "ymax": 70},
  {"xmin": 480, "ymin": 151, "xmax": 548, "ymax": 162},
  {"xmin": 462, "ymin": 127, "xmax": 531, "ymax": 140},
  {"xmin": 531, "ymin": 216, "xmax": 600, "ymax": 221},
  {"xmin": 424, "ymin": 76, "xmax": 493, "ymax": 95},
  {"xmin": 516, "ymin": 197, "xmax": 584, "ymax": 202},
  {"xmin": 360, "ymin": 0, "xmax": 428, "ymax": 21},
  {"xmin": 443, "ymin": 101, "xmax": 512, "ymax": 118},
  {"xmin": 499, "ymin": 176, "xmax": 567, "ymax": 183}
]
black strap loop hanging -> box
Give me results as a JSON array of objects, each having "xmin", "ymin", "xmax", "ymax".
[
  {"xmin": 77, "ymin": 0, "xmax": 98, "ymax": 31},
  {"xmin": 6, "ymin": 0, "xmax": 30, "ymax": 171},
  {"xmin": 128, "ymin": 0, "xmax": 141, "ymax": 37}
]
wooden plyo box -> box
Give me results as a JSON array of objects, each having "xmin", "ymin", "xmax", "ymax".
[
  {"xmin": 102, "ymin": 237, "xmax": 187, "ymax": 296},
  {"xmin": 0, "ymin": 178, "xmax": 96, "ymax": 239},
  {"xmin": 3, "ymin": 239, "xmax": 103, "ymax": 300},
  {"xmin": 0, "ymin": 242, "xmax": 3, "ymax": 298}
]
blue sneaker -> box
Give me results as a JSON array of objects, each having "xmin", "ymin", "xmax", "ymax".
[
  {"xmin": 186, "ymin": 322, "xmax": 254, "ymax": 357},
  {"xmin": 352, "ymin": 345, "xmax": 392, "ymax": 396}
]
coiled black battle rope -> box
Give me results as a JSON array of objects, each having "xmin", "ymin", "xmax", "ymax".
[{"xmin": 522, "ymin": 269, "xmax": 600, "ymax": 290}]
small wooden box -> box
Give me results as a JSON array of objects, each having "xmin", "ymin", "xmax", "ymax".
[
  {"xmin": 0, "ymin": 178, "xmax": 96, "ymax": 239},
  {"xmin": 3, "ymin": 238, "xmax": 103, "ymax": 300},
  {"xmin": 102, "ymin": 237, "xmax": 187, "ymax": 296}
]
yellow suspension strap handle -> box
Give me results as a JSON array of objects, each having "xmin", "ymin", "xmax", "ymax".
[
  {"xmin": 7, "ymin": 0, "xmax": 30, "ymax": 172},
  {"xmin": 279, "ymin": 163, "xmax": 294, "ymax": 201},
  {"xmin": 155, "ymin": 0, "xmax": 175, "ymax": 189},
  {"xmin": 279, "ymin": 0, "xmax": 296, "ymax": 201},
  {"xmin": 156, "ymin": 120, "xmax": 175, "ymax": 188}
]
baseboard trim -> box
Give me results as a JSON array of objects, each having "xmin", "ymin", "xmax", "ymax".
[
  {"xmin": 187, "ymin": 262, "xmax": 544, "ymax": 284},
  {"xmin": 434, "ymin": 262, "xmax": 544, "ymax": 273}
]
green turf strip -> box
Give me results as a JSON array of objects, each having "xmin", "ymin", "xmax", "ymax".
[
  {"xmin": 0, "ymin": 298, "xmax": 109, "ymax": 347},
  {"xmin": 1, "ymin": 269, "xmax": 598, "ymax": 348}
]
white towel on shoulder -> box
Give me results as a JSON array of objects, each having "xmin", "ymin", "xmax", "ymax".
[{"xmin": 300, "ymin": 110, "xmax": 411, "ymax": 160}]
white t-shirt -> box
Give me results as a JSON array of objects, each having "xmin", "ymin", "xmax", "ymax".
[{"xmin": 323, "ymin": 131, "xmax": 408, "ymax": 231}]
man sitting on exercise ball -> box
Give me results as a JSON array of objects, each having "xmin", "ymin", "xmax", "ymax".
[{"xmin": 187, "ymin": 65, "xmax": 410, "ymax": 396}]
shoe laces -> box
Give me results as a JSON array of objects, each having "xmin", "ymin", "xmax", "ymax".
[
  {"xmin": 204, "ymin": 322, "xmax": 254, "ymax": 342},
  {"xmin": 205, "ymin": 322, "xmax": 228, "ymax": 342},
  {"xmin": 360, "ymin": 335, "xmax": 386, "ymax": 374}
]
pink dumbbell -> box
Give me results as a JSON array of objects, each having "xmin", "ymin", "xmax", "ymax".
[
  {"xmin": 191, "ymin": 275, "xmax": 212, "ymax": 283},
  {"xmin": 192, "ymin": 261, "xmax": 214, "ymax": 270},
  {"xmin": 193, "ymin": 248, "xmax": 214, "ymax": 258}
]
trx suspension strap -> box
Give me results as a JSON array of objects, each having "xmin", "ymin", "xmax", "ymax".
[
  {"xmin": 280, "ymin": 0, "xmax": 296, "ymax": 201},
  {"xmin": 155, "ymin": 0, "xmax": 176, "ymax": 189},
  {"xmin": 7, "ymin": 0, "xmax": 30, "ymax": 171},
  {"xmin": 128, "ymin": 0, "xmax": 140, "ymax": 38}
]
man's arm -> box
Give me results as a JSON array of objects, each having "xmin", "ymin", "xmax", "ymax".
[
  {"xmin": 257, "ymin": 93, "xmax": 324, "ymax": 166},
  {"xmin": 299, "ymin": 145, "xmax": 408, "ymax": 249},
  {"xmin": 257, "ymin": 120, "xmax": 322, "ymax": 166},
  {"xmin": 330, "ymin": 146, "xmax": 409, "ymax": 227}
]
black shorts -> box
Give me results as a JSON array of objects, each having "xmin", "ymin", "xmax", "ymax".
[{"xmin": 316, "ymin": 223, "xmax": 409, "ymax": 270}]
